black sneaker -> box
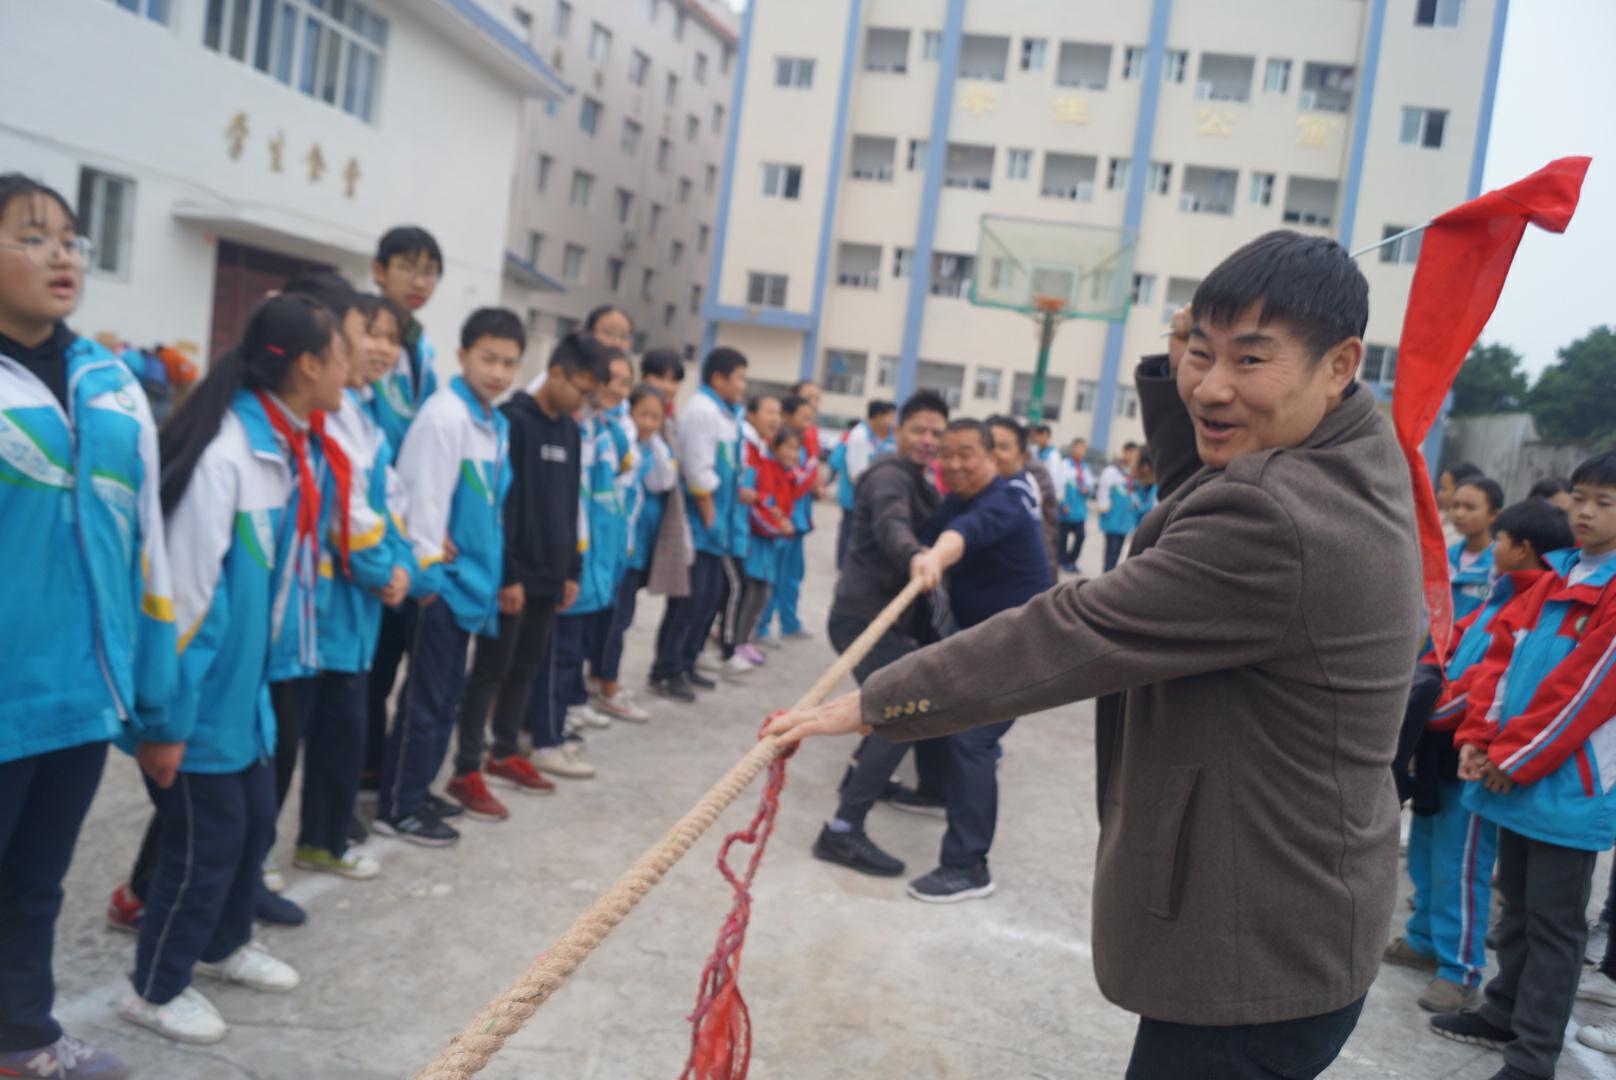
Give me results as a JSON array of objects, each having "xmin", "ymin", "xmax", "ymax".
[
  {"xmin": 253, "ymin": 882, "xmax": 308, "ymax": 926},
  {"xmin": 812, "ymin": 824, "xmax": 905, "ymax": 877},
  {"xmin": 649, "ymin": 675, "xmax": 697, "ymax": 703},
  {"xmin": 883, "ymin": 784, "xmax": 947, "ymax": 818},
  {"xmin": 1429, "ymin": 1009, "xmax": 1515, "ymax": 1051},
  {"xmin": 686, "ymin": 670, "xmax": 718, "ymax": 691},
  {"xmin": 425, "ymin": 793, "xmax": 465, "ymax": 820},
  {"xmin": 374, "ymin": 810, "xmax": 459, "ymax": 847},
  {"xmin": 908, "ymin": 863, "xmax": 995, "ymax": 903}
]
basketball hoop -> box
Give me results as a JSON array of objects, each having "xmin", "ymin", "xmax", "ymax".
[{"xmin": 1031, "ymin": 293, "xmax": 1067, "ymax": 316}]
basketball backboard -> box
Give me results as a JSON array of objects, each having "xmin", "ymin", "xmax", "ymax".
[{"xmin": 970, "ymin": 214, "xmax": 1137, "ymax": 322}]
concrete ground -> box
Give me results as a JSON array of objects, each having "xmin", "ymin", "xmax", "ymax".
[{"xmin": 49, "ymin": 506, "xmax": 1616, "ymax": 1079}]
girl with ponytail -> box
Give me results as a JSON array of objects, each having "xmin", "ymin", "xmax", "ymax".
[{"xmin": 118, "ymin": 292, "xmax": 347, "ymax": 1046}]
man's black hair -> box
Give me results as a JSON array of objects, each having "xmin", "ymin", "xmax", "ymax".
[
  {"xmin": 898, "ymin": 390, "xmax": 949, "ymax": 425},
  {"xmin": 1494, "ymin": 499, "xmax": 1574, "ymax": 563},
  {"xmin": 945, "ymin": 417, "xmax": 993, "ymax": 451},
  {"xmin": 548, "ymin": 331, "xmax": 613, "ymax": 382},
  {"xmin": 867, "ymin": 400, "xmax": 897, "ymax": 420},
  {"xmin": 1572, "ymin": 450, "xmax": 1616, "ymax": 489},
  {"xmin": 375, "ymin": 225, "xmax": 443, "ymax": 271},
  {"xmin": 461, "ymin": 307, "xmax": 526, "ymax": 352},
  {"xmin": 781, "ymin": 393, "xmax": 808, "ymax": 416},
  {"xmin": 1192, "ymin": 230, "xmax": 1369, "ymax": 359},
  {"xmin": 1457, "ymin": 476, "xmax": 1504, "ymax": 514},
  {"xmin": 986, "ymin": 413, "xmax": 1028, "ymax": 453},
  {"xmin": 1444, "ymin": 462, "xmax": 1484, "ymax": 485},
  {"xmin": 641, "ymin": 347, "xmax": 685, "ymax": 382},
  {"xmin": 1529, "ymin": 476, "xmax": 1571, "ymax": 501},
  {"xmin": 702, "ymin": 346, "xmax": 747, "ymax": 385},
  {"xmin": 1122, "ymin": 441, "xmax": 1139, "ymax": 452}
]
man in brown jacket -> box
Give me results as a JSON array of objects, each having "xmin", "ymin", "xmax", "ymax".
[{"xmin": 768, "ymin": 232, "xmax": 1423, "ymax": 1079}]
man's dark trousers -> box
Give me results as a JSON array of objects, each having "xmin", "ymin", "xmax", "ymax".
[
  {"xmin": 664, "ymin": 551, "xmax": 729, "ymax": 674},
  {"xmin": 1125, "ymin": 995, "xmax": 1365, "ymax": 1079},
  {"xmin": 940, "ymin": 719, "xmax": 1017, "ymax": 868},
  {"xmin": 458, "ymin": 601, "xmax": 558, "ymax": 773},
  {"xmin": 1477, "ymin": 827, "xmax": 1598, "ymax": 1079},
  {"xmin": 0, "ymin": 741, "xmax": 107, "ymax": 1050}
]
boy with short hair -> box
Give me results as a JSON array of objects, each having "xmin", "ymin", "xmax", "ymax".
[
  {"xmin": 1383, "ymin": 499, "xmax": 1572, "ymax": 1014},
  {"xmin": 1430, "ymin": 451, "xmax": 1616, "ymax": 1080},
  {"xmin": 374, "ymin": 308, "xmax": 521, "ymax": 846},
  {"xmin": 1058, "ymin": 437, "xmax": 1093, "ymax": 572}
]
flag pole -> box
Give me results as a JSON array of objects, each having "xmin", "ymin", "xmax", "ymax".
[{"xmin": 1350, "ymin": 222, "xmax": 1431, "ymax": 260}]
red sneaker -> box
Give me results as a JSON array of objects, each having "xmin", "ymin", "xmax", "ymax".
[
  {"xmin": 485, "ymin": 753, "xmax": 556, "ymax": 794},
  {"xmin": 445, "ymin": 771, "xmax": 509, "ymax": 821},
  {"xmin": 107, "ymin": 882, "xmax": 142, "ymax": 934}
]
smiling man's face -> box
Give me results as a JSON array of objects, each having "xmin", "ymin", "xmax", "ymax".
[{"xmin": 1176, "ymin": 303, "xmax": 1360, "ymax": 469}]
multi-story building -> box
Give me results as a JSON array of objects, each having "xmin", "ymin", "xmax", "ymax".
[
  {"xmin": 2, "ymin": 0, "xmax": 568, "ymax": 369},
  {"xmin": 701, "ymin": 0, "xmax": 1507, "ymax": 451},
  {"xmin": 495, "ymin": 0, "xmax": 739, "ymax": 377}
]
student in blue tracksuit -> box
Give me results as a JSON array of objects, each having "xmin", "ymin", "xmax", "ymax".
[
  {"xmin": 1447, "ymin": 476, "xmax": 1503, "ymax": 622},
  {"xmin": 375, "ymin": 309, "xmax": 520, "ymax": 847},
  {"xmin": 1384, "ymin": 499, "xmax": 1571, "ymax": 1014},
  {"xmin": 1095, "ymin": 442, "xmax": 1139, "ymax": 572},
  {"xmin": 650, "ymin": 348, "xmax": 750, "ymax": 689},
  {"xmin": 0, "ymin": 175, "xmax": 176, "ymax": 1078},
  {"xmin": 1132, "ymin": 451, "xmax": 1157, "ymax": 517},
  {"xmin": 1432, "ymin": 452, "xmax": 1616, "ymax": 1077},
  {"xmin": 830, "ymin": 400, "xmax": 896, "ymax": 568},
  {"xmin": 757, "ymin": 392, "xmax": 820, "ymax": 643},
  {"xmin": 114, "ymin": 293, "xmax": 347, "ymax": 1046},
  {"xmin": 364, "ymin": 225, "xmax": 442, "ymax": 795},
  {"xmin": 1057, "ymin": 437, "xmax": 1093, "ymax": 572}
]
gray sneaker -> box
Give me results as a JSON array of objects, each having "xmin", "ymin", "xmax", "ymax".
[
  {"xmin": 0, "ymin": 1035, "xmax": 129, "ymax": 1079},
  {"xmin": 1419, "ymin": 976, "xmax": 1478, "ymax": 1013}
]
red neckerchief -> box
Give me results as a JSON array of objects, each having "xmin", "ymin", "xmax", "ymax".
[
  {"xmin": 255, "ymin": 391, "xmax": 321, "ymax": 555},
  {"xmin": 309, "ymin": 410, "xmax": 354, "ymax": 577}
]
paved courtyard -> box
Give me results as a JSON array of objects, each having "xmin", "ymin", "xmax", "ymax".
[{"xmin": 50, "ymin": 507, "xmax": 1616, "ymax": 1078}]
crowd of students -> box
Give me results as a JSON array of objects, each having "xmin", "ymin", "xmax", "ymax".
[{"xmin": 0, "ymin": 171, "xmax": 837, "ymax": 1074}]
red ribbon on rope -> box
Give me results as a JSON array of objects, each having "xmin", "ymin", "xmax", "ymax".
[{"xmin": 680, "ymin": 716, "xmax": 797, "ymax": 1080}]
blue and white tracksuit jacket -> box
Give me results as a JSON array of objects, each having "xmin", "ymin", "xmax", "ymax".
[
  {"xmin": 678, "ymin": 386, "xmax": 746, "ymax": 558},
  {"xmin": 1, "ymin": 334, "xmax": 176, "ymax": 762},
  {"xmin": 627, "ymin": 433, "xmax": 679, "ymax": 574},
  {"xmin": 1096, "ymin": 464, "xmax": 1136, "ymax": 536},
  {"xmin": 397, "ymin": 377, "xmax": 511, "ymax": 637},
  {"xmin": 369, "ymin": 330, "xmax": 438, "ymax": 454},
  {"xmin": 571, "ymin": 404, "xmax": 634, "ymax": 616},
  {"xmin": 1059, "ymin": 461, "xmax": 1093, "ymax": 525},
  {"xmin": 830, "ymin": 421, "xmax": 893, "ymax": 511},
  {"xmin": 1449, "ymin": 540, "xmax": 1496, "ymax": 623},
  {"xmin": 315, "ymin": 387, "xmax": 414, "ymax": 674},
  {"xmin": 1458, "ymin": 547, "xmax": 1616, "ymax": 852}
]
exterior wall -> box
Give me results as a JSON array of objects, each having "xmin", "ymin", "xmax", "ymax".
[
  {"xmin": 494, "ymin": 0, "xmax": 738, "ymax": 379},
  {"xmin": 1, "ymin": 0, "xmax": 547, "ymax": 375},
  {"xmin": 707, "ymin": 0, "xmax": 1503, "ymax": 447}
]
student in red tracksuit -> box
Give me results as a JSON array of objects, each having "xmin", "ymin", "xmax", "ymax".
[{"xmin": 739, "ymin": 426, "xmax": 804, "ymax": 660}]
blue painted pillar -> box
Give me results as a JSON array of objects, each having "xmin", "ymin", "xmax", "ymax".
[
  {"xmin": 698, "ymin": 0, "xmax": 756, "ymax": 361},
  {"xmin": 1337, "ymin": 0, "xmax": 1388, "ymax": 252}
]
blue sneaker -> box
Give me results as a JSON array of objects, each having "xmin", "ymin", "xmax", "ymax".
[
  {"xmin": 0, "ymin": 1034, "xmax": 129, "ymax": 1078},
  {"xmin": 253, "ymin": 882, "xmax": 306, "ymax": 926}
]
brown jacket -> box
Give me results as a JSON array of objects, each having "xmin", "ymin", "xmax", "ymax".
[{"xmin": 863, "ymin": 374, "xmax": 1421, "ymax": 1026}]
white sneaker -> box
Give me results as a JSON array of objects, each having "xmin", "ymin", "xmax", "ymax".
[
  {"xmin": 568, "ymin": 703, "xmax": 613, "ymax": 730},
  {"xmin": 194, "ymin": 941, "xmax": 300, "ymax": 993},
  {"xmin": 119, "ymin": 985, "xmax": 227, "ymax": 1045},
  {"xmin": 592, "ymin": 687, "xmax": 651, "ymax": 723},
  {"xmin": 535, "ymin": 745, "xmax": 596, "ymax": 779},
  {"xmin": 1589, "ymin": 919, "xmax": 1610, "ymax": 965},
  {"xmin": 1580, "ymin": 968, "xmax": 1616, "ymax": 1007},
  {"xmin": 721, "ymin": 653, "xmax": 756, "ymax": 678},
  {"xmin": 261, "ymin": 858, "xmax": 286, "ymax": 893},
  {"xmin": 1580, "ymin": 1019, "xmax": 1616, "ymax": 1053},
  {"xmin": 754, "ymin": 635, "xmax": 783, "ymax": 651},
  {"xmin": 695, "ymin": 652, "xmax": 722, "ymax": 675}
]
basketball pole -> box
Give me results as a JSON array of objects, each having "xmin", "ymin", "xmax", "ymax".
[{"xmin": 1028, "ymin": 295, "xmax": 1065, "ymax": 425}]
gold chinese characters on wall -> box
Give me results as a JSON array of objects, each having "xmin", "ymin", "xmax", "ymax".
[{"xmin": 224, "ymin": 111, "xmax": 362, "ymax": 199}]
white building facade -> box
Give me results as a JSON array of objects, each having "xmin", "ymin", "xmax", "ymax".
[
  {"xmin": 1, "ymin": 0, "xmax": 567, "ymax": 370},
  {"xmin": 702, "ymin": 0, "xmax": 1507, "ymax": 451},
  {"xmin": 493, "ymin": 0, "xmax": 738, "ymax": 376}
]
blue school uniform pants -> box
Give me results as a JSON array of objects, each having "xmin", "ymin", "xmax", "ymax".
[
  {"xmin": 758, "ymin": 536, "xmax": 805, "ymax": 638},
  {"xmin": 379, "ymin": 599, "xmax": 469, "ymax": 820},
  {"xmin": 272, "ymin": 672, "xmax": 369, "ymax": 858},
  {"xmin": 0, "ymin": 741, "xmax": 109, "ymax": 1050},
  {"xmin": 525, "ymin": 610, "xmax": 607, "ymax": 750},
  {"xmin": 1406, "ymin": 778, "xmax": 1499, "ymax": 987}
]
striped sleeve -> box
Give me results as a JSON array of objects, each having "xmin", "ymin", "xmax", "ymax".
[
  {"xmin": 131, "ymin": 381, "xmax": 177, "ymax": 730},
  {"xmin": 1492, "ymin": 601, "xmax": 1616, "ymax": 785}
]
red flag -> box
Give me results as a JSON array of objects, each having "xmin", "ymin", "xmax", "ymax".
[{"xmin": 1392, "ymin": 156, "xmax": 1591, "ymax": 663}]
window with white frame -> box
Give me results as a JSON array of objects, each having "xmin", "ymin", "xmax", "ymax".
[
  {"xmin": 1075, "ymin": 378, "xmax": 1097, "ymax": 413},
  {"xmin": 822, "ymin": 349, "xmax": 868, "ymax": 395},
  {"xmin": 893, "ymin": 247, "xmax": 912, "ymax": 278},
  {"xmin": 677, "ymin": 177, "xmax": 692, "ymax": 204},
  {"xmin": 1399, "ymin": 107, "xmax": 1447, "ymax": 148},
  {"xmin": 526, "ymin": 230, "xmax": 543, "ymax": 264},
  {"xmin": 712, "ymin": 103, "xmax": 725, "ymax": 134},
  {"xmin": 922, "ymin": 31, "xmax": 942, "ymax": 61},
  {"xmin": 906, "ymin": 139, "xmax": 928, "ymax": 171},
  {"xmin": 202, "ymin": 0, "xmax": 388, "ymax": 121},
  {"xmin": 1011, "ymin": 373, "xmax": 1068, "ymax": 421},
  {"xmin": 1122, "ymin": 45, "xmax": 1145, "ymax": 79},
  {"xmin": 579, "ymin": 96, "xmax": 602, "ymax": 135},
  {"xmin": 615, "ymin": 187, "xmax": 634, "ymax": 223},
  {"xmin": 562, "ymin": 243, "xmax": 586, "ymax": 282},
  {"xmin": 1362, "ymin": 344, "xmax": 1399, "ymax": 383},
  {"xmin": 570, "ymin": 169, "xmax": 594, "ymax": 208},
  {"xmin": 1130, "ymin": 273, "xmax": 1155, "ymax": 307},
  {"xmin": 649, "ymin": 202, "xmax": 664, "ymax": 233},
  {"xmin": 1115, "ymin": 385, "xmax": 1139, "ymax": 418},
  {"xmin": 1006, "ymin": 149, "xmax": 1032, "ymax": 180},
  {"xmin": 775, "ymin": 57, "xmax": 814, "ymax": 88},
  {"xmin": 554, "ymin": 0, "xmax": 571, "ymax": 38},
  {"xmin": 877, "ymin": 355, "xmax": 899, "ymax": 388},
  {"xmin": 1379, "ymin": 224, "xmax": 1423, "ymax": 264},
  {"xmin": 642, "ymin": 268, "xmax": 655, "ymax": 299},
  {"xmin": 665, "ymin": 71, "xmax": 679, "ymax": 104},
  {"xmin": 1020, "ymin": 37, "xmax": 1047, "ymax": 71},
  {"xmin": 1162, "ymin": 49, "xmax": 1187, "ymax": 84},
  {"xmin": 761, "ymin": 163, "xmax": 803, "ymax": 199},
  {"xmin": 747, "ymin": 272, "xmax": 788, "ymax": 308},
  {"xmin": 621, "ymin": 118, "xmax": 642, "ymax": 154},
  {"xmin": 698, "ymin": 223, "xmax": 710, "ymax": 252},
  {"xmin": 606, "ymin": 257, "xmax": 623, "ymax": 290},
  {"xmin": 657, "ymin": 138, "xmax": 671, "ymax": 171},
  {"xmin": 1249, "ymin": 172, "xmax": 1275, "ymax": 206},
  {"xmin": 1106, "ymin": 157, "xmax": 1132, "ymax": 191},
  {"xmin": 1264, "ymin": 58, "xmax": 1291, "ymax": 93},
  {"xmin": 107, "ymin": 0, "xmax": 170, "ymax": 22},
  {"xmin": 629, "ymin": 49, "xmax": 650, "ymax": 86},
  {"xmin": 1415, "ymin": 0, "xmax": 1463, "ymax": 26},
  {"xmin": 686, "ymin": 113, "xmax": 699, "ymax": 141},
  {"xmin": 690, "ymin": 284, "xmax": 702, "ymax": 313},
  {"xmin": 587, "ymin": 22, "xmax": 611, "ymax": 62},
  {"xmin": 1146, "ymin": 161, "xmax": 1172, "ymax": 195},
  {"xmin": 705, "ymin": 164, "xmax": 717, "ymax": 194},
  {"xmin": 973, "ymin": 367, "xmax": 1002, "ymax": 400},
  {"xmin": 663, "ymin": 302, "xmax": 676, "ymax": 328},
  {"xmin": 512, "ymin": 5, "xmax": 531, "ymax": 30},
  {"xmin": 77, "ymin": 168, "xmax": 134, "ymax": 277},
  {"xmin": 536, "ymin": 153, "xmax": 554, "ymax": 192},
  {"xmin": 695, "ymin": 51, "xmax": 708, "ymax": 84}
]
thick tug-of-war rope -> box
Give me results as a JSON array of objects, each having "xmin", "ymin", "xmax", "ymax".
[{"xmin": 414, "ymin": 578, "xmax": 926, "ymax": 1080}]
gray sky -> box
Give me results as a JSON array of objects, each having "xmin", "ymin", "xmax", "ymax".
[{"xmin": 1479, "ymin": 0, "xmax": 1613, "ymax": 376}]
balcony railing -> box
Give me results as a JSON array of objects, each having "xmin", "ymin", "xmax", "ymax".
[{"xmin": 836, "ymin": 271, "xmax": 880, "ymax": 289}]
